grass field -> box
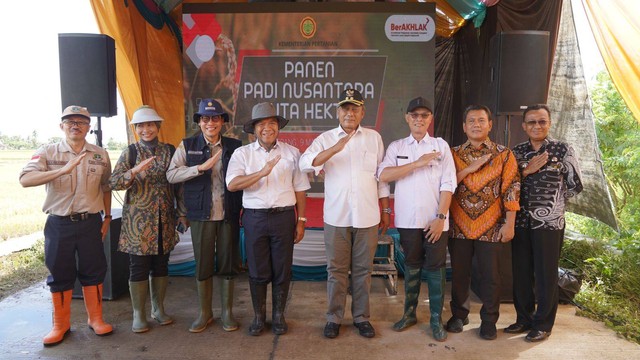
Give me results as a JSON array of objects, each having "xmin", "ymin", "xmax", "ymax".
[
  {"xmin": 0, "ymin": 150, "xmax": 48, "ymax": 240},
  {"xmin": 0, "ymin": 150, "xmax": 124, "ymax": 241}
]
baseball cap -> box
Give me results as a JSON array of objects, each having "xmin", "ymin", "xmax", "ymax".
[
  {"xmin": 61, "ymin": 105, "xmax": 91, "ymax": 121},
  {"xmin": 193, "ymin": 98, "xmax": 229, "ymax": 123},
  {"xmin": 406, "ymin": 97, "xmax": 433, "ymax": 113}
]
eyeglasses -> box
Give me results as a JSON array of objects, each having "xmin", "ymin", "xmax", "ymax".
[
  {"xmin": 408, "ymin": 112, "xmax": 431, "ymax": 120},
  {"xmin": 63, "ymin": 120, "xmax": 91, "ymax": 127},
  {"xmin": 524, "ymin": 120, "xmax": 549, "ymax": 127},
  {"xmin": 200, "ymin": 115, "xmax": 223, "ymax": 123}
]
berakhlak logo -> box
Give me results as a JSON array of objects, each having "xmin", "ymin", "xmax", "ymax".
[
  {"xmin": 385, "ymin": 15, "xmax": 435, "ymax": 42},
  {"xmin": 300, "ymin": 16, "xmax": 317, "ymax": 39}
]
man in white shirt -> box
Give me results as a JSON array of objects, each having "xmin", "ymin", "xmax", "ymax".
[
  {"xmin": 299, "ymin": 89, "xmax": 390, "ymax": 339},
  {"xmin": 377, "ymin": 97, "xmax": 457, "ymax": 341},
  {"xmin": 226, "ymin": 102, "xmax": 310, "ymax": 336}
]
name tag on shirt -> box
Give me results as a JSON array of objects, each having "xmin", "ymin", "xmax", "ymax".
[
  {"xmin": 188, "ymin": 151, "xmax": 203, "ymax": 155},
  {"xmin": 396, "ymin": 156, "xmax": 408, "ymax": 159}
]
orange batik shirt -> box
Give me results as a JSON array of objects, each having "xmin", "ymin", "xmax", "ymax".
[{"xmin": 450, "ymin": 139, "xmax": 520, "ymax": 242}]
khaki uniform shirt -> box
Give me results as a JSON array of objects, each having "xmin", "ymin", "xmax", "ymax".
[{"xmin": 20, "ymin": 141, "xmax": 111, "ymax": 216}]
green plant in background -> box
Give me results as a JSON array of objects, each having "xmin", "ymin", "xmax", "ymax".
[{"xmin": 563, "ymin": 70, "xmax": 640, "ymax": 344}]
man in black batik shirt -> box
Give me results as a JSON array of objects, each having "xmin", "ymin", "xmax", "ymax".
[{"xmin": 505, "ymin": 104, "xmax": 583, "ymax": 343}]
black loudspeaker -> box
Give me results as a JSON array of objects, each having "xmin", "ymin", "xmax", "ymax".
[
  {"xmin": 58, "ymin": 33, "xmax": 117, "ymax": 117},
  {"xmin": 488, "ymin": 31, "xmax": 550, "ymax": 116},
  {"xmin": 72, "ymin": 211, "xmax": 129, "ymax": 300}
]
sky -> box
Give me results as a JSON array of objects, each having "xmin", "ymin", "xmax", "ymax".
[{"xmin": 0, "ymin": 0, "xmax": 605, "ymax": 145}]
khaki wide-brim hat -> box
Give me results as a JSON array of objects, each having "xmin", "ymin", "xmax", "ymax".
[{"xmin": 243, "ymin": 102, "xmax": 289, "ymax": 134}]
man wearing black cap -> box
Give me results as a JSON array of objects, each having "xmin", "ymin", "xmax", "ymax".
[
  {"xmin": 167, "ymin": 98, "xmax": 243, "ymax": 333},
  {"xmin": 377, "ymin": 97, "xmax": 457, "ymax": 341},
  {"xmin": 226, "ymin": 102, "xmax": 310, "ymax": 336},
  {"xmin": 300, "ymin": 89, "xmax": 390, "ymax": 339},
  {"xmin": 20, "ymin": 105, "xmax": 113, "ymax": 346}
]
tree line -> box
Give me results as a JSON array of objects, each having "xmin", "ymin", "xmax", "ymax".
[{"xmin": 0, "ymin": 130, "xmax": 127, "ymax": 151}]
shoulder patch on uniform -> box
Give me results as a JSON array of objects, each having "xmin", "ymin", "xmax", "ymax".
[{"xmin": 29, "ymin": 155, "xmax": 40, "ymax": 162}]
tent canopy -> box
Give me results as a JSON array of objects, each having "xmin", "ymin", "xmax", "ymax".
[{"xmin": 90, "ymin": 0, "xmax": 635, "ymax": 229}]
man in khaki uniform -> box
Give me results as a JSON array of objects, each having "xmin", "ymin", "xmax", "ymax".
[{"xmin": 20, "ymin": 105, "xmax": 113, "ymax": 346}]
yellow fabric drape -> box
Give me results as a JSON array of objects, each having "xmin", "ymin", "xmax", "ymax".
[
  {"xmin": 90, "ymin": 0, "xmax": 185, "ymax": 146},
  {"xmin": 582, "ymin": 0, "xmax": 640, "ymax": 123}
]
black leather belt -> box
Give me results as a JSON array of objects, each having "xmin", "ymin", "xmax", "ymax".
[
  {"xmin": 245, "ymin": 206, "xmax": 295, "ymax": 213},
  {"xmin": 50, "ymin": 212, "xmax": 96, "ymax": 222}
]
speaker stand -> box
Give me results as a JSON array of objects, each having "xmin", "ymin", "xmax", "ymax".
[
  {"xmin": 92, "ymin": 116, "xmax": 103, "ymax": 147},
  {"xmin": 504, "ymin": 114, "xmax": 510, "ymax": 146}
]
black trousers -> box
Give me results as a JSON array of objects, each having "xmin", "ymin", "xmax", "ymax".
[
  {"xmin": 242, "ymin": 208, "xmax": 296, "ymax": 286},
  {"xmin": 44, "ymin": 214, "xmax": 106, "ymax": 292},
  {"xmin": 448, "ymin": 238, "xmax": 503, "ymax": 324},
  {"xmin": 397, "ymin": 229, "xmax": 448, "ymax": 270},
  {"xmin": 512, "ymin": 228, "xmax": 563, "ymax": 332}
]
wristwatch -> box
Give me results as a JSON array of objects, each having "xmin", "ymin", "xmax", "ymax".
[
  {"xmin": 382, "ymin": 208, "xmax": 392, "ymax": 214},
  {"xmin": 297, "ymin": 217, "xmax": 307, "ymax": 222},
  {"xmin": 436, "ymin": 213, "xmax": 446, "ymax": 220}
]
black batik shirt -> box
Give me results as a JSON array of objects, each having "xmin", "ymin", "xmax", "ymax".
[{"xmin": 512, "ymin": 138, "xmax": 583, "ymax": 230}]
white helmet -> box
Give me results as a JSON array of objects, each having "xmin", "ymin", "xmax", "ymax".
[{"xmin": 130, "ymin": 105, "xmax": 163, "ymax": 125}]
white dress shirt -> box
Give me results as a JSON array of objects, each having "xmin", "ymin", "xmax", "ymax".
[
  {"xmin": 226, "ymin": 140, "xmax": 310, "ymax": 209},
  {"xmin": 299, "ymin": 126, "xmax": 390, "ymax": 228},
  {"xmin": 377, "ymin": 134, "xmax": 457, "ymax": 229}
]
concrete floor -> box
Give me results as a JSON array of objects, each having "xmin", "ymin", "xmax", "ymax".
[{"xmin": 1, "ymin": 274, "xmax": 639, "ymax": 360}]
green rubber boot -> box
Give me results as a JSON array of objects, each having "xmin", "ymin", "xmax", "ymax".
[
  {"xmin": 393, "ymin": 266, "xmax": 422, "ymax": 331},
  {"xmin": 150, "ymin": 276, "xmax": 173, "ymax": 325},
  {"xmin": 220, "ymin": 277, "xmax": 239, "ymax": 332},
  {"xmin": 426, "ymin": 268, "xmax": 448, "ymax": 341},
  {"xmin": 129, "ymin": 280, "xmax": 150, "ymax": 333},
  {"xmin": 189, "ymin": 278, "xmax": 213, "ymax": 333}
]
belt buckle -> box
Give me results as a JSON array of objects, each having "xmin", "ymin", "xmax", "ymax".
[{"xmin": 69, "ymin": 212, "xmax": 88, "ymax": 222}]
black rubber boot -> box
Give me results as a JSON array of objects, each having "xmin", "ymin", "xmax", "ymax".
[
  {"xmin": 249, "ymin": 282, "xmax": 267, "ymax": 336},
  {"xmin": 272, "ymin": 282, "xmax": 290, "ymax": 335}
]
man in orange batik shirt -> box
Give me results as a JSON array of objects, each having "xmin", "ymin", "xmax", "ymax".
[{"xmin": 446, "ymin": 104, "xmax": 520, "ymax": 341}]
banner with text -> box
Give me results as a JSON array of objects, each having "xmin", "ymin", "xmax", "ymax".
[{"xmin": 183, "ymin": 2, "xmax": 435, "ymax": 194}]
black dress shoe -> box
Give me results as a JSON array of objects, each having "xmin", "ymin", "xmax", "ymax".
[
  {"xmin": 323, "ymin": 322, "xmax": 340, "ymax": 339},
  {"xmin": 353, "ymin": 321, "xmax": 376, "ymax": 338},
  {"xmin": 504, "ymin": 323, "xmax": 531, "ymax": 334},
  {"xmin": 479, "ymin": 321, "xmax": 497, "ymax": 340},
  {"xmin": 445, "ymin": 316, "xmax": 469, "ymax": 333},
  {"xmin": 525, "ymin": 329, "xmax": 550, "ymax": 342}
]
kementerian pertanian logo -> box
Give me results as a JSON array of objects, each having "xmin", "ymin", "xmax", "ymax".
[{"xmin": 300, "ymin": 16, "xmax": 317, "ymax": 39}]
